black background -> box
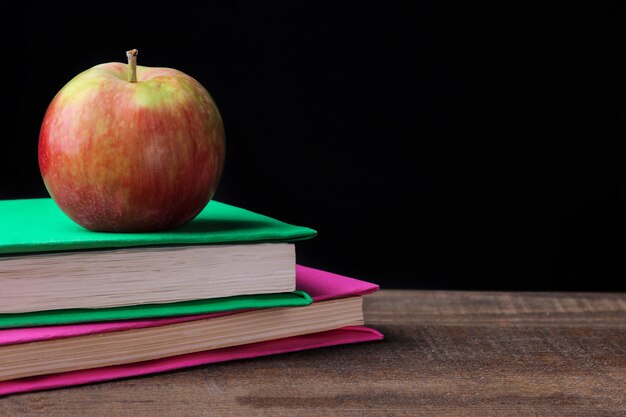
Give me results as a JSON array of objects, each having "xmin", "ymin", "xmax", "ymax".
[{"xmin": 1, "ymin": 3, "xmax": 625, "ymax": 291}]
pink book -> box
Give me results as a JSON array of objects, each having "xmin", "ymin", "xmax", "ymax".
[{"xmin": 0, "ymin": 265, "xmax": 383, "ymax": 396}]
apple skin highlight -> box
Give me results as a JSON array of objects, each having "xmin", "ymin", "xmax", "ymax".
[{"xmin": 39, "ymin": 60, "xmax": 225, "ymax": 232}]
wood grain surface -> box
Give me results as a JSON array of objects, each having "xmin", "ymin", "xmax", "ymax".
[{"xmin": 1, "ymin": 289, "xmax": 625, "ymax": 416}]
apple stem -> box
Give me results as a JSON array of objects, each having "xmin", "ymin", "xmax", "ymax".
[{"xmin": 126, "ymin": 49, "xmax": 139, "ymax": 83}]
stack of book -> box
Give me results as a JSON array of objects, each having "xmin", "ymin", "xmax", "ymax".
[{"xmin": 0, "ymin": 198, "xmax": 382, "ymax": 396}]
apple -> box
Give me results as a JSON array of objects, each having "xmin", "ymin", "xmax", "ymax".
[{"xmin": 38, "ymin": 49, "xmax": 225, "ymax": 232}]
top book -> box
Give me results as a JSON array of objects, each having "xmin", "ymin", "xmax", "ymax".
[
  {"xmin": 0, "ymin": 198, "xmax": 316, "ymax": 255},
  {"xmin": 0, "ymin": 199, "xmax": 316, "ymax": 314}
]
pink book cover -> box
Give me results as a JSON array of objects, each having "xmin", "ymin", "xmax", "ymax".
[{"xmin": 0, "ymin": 265, "xmax": 383, "ymax": 396}]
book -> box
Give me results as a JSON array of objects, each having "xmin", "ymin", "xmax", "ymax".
[
  {"xmin": 0, "ymin": 265, "xmax": 383, "ymax": 396},
  {"xmin": 0, "ymin": 198, "xmax": 317, "ymax": 313},
  {"xmin": 0, "ymin": 327, "xmax": 383, "ymax": 397},
  {"xmin": 0, "ymin": 297, "xmax": 364, "ymax": 381},
  {"xmin": 0, "ymin": 198, "xmax": 317, "ymax": 254},
  {"xmin": 0, "ymin": 243, "xmax": 296, "ymax": 313},
  {"xmin": 0, "ymin": 291, "xmax": 312, "ymax": 329}
]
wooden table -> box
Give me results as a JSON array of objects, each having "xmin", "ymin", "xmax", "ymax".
[{"xmin": 1, "ymin": 290, "xmax": 625, "ymax": 416}]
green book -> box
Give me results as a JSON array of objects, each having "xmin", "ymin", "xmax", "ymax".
[
  {"xmin": 0, "ymin": 198, "xmax": 317, "ymax": 315},
  {"xmin": 0, "ymin": 198, "xmax": 316, "ymax": 255},
  {"xmin": 0, "ymin": 291, "xmax": 313, "ymax": 329}
]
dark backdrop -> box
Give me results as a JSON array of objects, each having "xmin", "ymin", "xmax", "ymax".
[{"xmin": 1, "ymin": 2, "xmax": 625, "ymax": 291}]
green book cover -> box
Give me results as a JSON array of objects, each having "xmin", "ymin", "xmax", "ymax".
[
  {"xmin": 0, "ymin": 198, "xmax": 317, "ymax": 255},
  {"xmin": 0, "ymin": 291, "xmax": 313, "ymax": 329}
]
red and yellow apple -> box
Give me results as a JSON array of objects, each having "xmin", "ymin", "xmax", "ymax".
[{"xmin": 38, "ymin": 50, "xmax": 225, "ymax": 232}]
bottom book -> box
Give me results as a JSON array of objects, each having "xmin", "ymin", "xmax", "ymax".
[
  {"xmin": 0, "ymin": 326, "xmax": 382, "ymax": 396},
  {"xmin": 0, "ymin": 265, "xmax": 383, "ymax": 396}
]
